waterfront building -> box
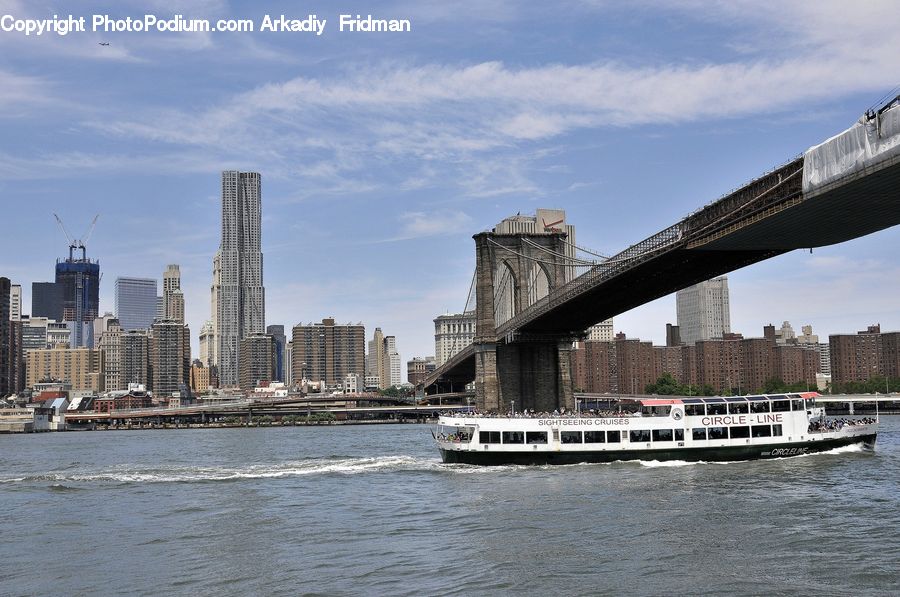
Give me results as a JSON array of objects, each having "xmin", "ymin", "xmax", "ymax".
[
  {"xmin": 9, "ymin": 283, "xmax": 21, "ymax": 321},
  {"xmin": 150, "ymin": 319, "xmax": 191, "ymax": 397},
  {"xmin": 94, "ymin": 386, "xmax": 152, "ymax": 413},
  {"xmin": 55, "ymin": 244, "xmax": 101, "ymax": 348},
  {"xmin": 122, "ymin": 330, "xmax": 150, "ymax": 388},
  {"xmin": 829, "ymin": 324, "xmax": 900, "ymax": 387},
  {"xmin": 115, "ymin": 277, "xmax": 158, "ymax": 331},
  {"xmin": 434, "ymin": 311, "xmax": 476, "ymax": 366},
  {"xmin": 676, "ymin": 276, "xmax": 731, "ymax": 345},
  {"xmin": 571, "ymin": 324, "xmax": 819, "ymax": 395},
  {"xmin": 291, "ymin": 318, "xmax": 365, "ymax": 387},
  {"xmin": 266, "ymin": 324, "xmax": 287, "ymax": 382},
  {"xmin": 239, "ymin": 333, "xmax": 276, "ymax": 391},
  {"xmin": 31, "ymin": 281, "xmax": 63, "ymax": 321},
  {"xmin": 25, "ymin": 345, "xmax": 103, "ymax": 393},
  {"xmin": 215, "ymin": 171, "xmax": 266, "ymax": 387}
]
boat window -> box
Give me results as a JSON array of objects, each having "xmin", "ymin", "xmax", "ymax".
[
  {"xmin": 561, "ymin": 431, "xmax": 583, "ymax": 444},
  {"xmin": 584, "ymin": 430, "xmax": 605, "ymax": 443},
  {"xmin": 708, "ymin": 426, "xmax": 727, "ymax": 440},
  {"xmin": 772, "ymin": 424, "xmax": 783, "ymax": 436},
  {"xmin": 630, "ymin": 429, "xmax": 651, "ymax": 442},
  {"xmin": 751, "ymin": 425, "xmax": 772, "ymax": 438},
  {"xmin": 481, "ymin": 431, "xmax": 501, "ymax": 444},
  {"xmin": 526, "ymin": 431, "xmax": 548, "ymax": 444},
  {"xmin": 750, "ymin": 401, "xmax": 770, "ymax": 413},
  {"xmin": 607, "ymin": 430, "xmax": 622, "ymax": 443},
  {"xmin": 728, "ymin": 402, "xmax": 748, "ymax": 414},
  {"xmin": 652, "ymin": 429, "xmax": 673, "ymax": 442},
  {"xmin": 685, "ymin": 404, "xmax": 705, "ymax": 416},
  {"xmin": 729, "ymin": 426, "xmax": 750, "ymax": 439},
  {"xmin": 791, "ymin": 399, "xmax": 804, "ymax": 411},
  {"xmin": 707, "ymin": 403, "xmax": 727, "ymax": 415},
  {"xmin": 674, "ymin": 429, "xmax": 684, "ymax": 441},
  {"xmin": 692, "ymin": 428, "xmax": 707, "ymax": 441},
  {"xmin": 772, "ymin": 400, "xmax": 790, "ymax": 412},
  {"xmin": 502, "ymin": 431, "xmax": 524, "ymax": 444}
]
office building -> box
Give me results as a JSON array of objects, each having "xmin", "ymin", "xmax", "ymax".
[
  {"xmin": 9, "ymin": 284, "xmax": 21, "ymax": 321},
  {"xmin": 150, "ymin": 319, "xmax": 191, "ymax": 397},
  {"xmin": 239, "ymin": 334, "xmax": 276, "ymax": 391},
  {"xmin": 587, "ymin": 319, "xmax": 614, "ymax": 342},
  {"xmin": 55, "ymin": 243, "xmax": 101, "ymax": 348},
  {"xmin": 434, "ymin": 311, "xmax": 476, "ymax": 366},
  {"xmin": 407, "ymin": 356, "xmax": 436, "ymax": 387},
  {"xmin": 384, "ymin": 335, "xmax": 401, "ymax": 387},
  {"xmin": 115, "ymin": 277, "xmax": 158, "ymax": 331},
  {"xmin": 163, "ymin": 265, "xmax": 185, "ymax": 323},
  {"xmin": 291, "ymin": 318, "xmax": 365, "ymax": 387},
  {"xmin": 122, "ymin": 330, "xmax": 151, "ymax": 388},
  {"xmin": 215, "ymin": 171, "xmax": 266, "ymax": 387},
  {"xmin": 0, "ymin": 278, "xmax": 10, "ymax": 396},
  {"xmin": 98, "ymin": 317, "xmax": 124, "ymax": 392},
  {"xmin": 367, "ymin": 328, "xmax": 385, "ymax": 388},
  {"xmin": 25, "ymin": 345, "xmax": 103, "ymax": 393},
  {"xmin": 190, "ymin": 361, "xmax": 211, "ymax": 394},
  {"xmin": 31, "ymin": 281, "xmax": 63, "ymax": 321},
  {"xmin": 676, "ymin": 276, "xmax": 731, "ymax": 345},
  {"xmin": 267, "ymin": 324, "xmax": 287, "ymax": 382}
]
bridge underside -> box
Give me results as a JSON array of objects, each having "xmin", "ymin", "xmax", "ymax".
[{"xmin": 424, "ymin": 153, "xmax": 900, "ymax": 400}]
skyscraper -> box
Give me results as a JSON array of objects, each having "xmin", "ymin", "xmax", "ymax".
[
  {"xmin": 115, "ymin": 277, "xmax": 158, "ymax": 331},
  {"xmin": 0, "ymin": 278, "xmax": 10, "ymax": 396},
  {"xmin": 676, "ymin": 276, "xmax": 731, "ymax": 345},
  {"xmin": 163, "ymin": 264, "xmax": 185, "ymax": 323},
  {"xmin": 215, "ymin": 171, "xmax": 265, "ymax": 387},
  {"xmin": 56, "ymin": 244, "xmax": 100, "ymax": 348},
  {"xmin": 9, "ymin": 284, "xmax": 21, "ymax": 321},
  {"xmin": 150, "ymin": 318, "xmax": 191, "ymax": 397},
  {"xmin": 31, "ymin": 281, "xmax": 63, "ymax": 321},
  {"xmin": 266, "ymin": 324, "xmax": 286, "ymax": 382}
]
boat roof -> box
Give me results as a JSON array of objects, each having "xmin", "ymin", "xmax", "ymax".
[{"xmin": 638, "ymin": 392, "xmax": 818, "ymax": 406}]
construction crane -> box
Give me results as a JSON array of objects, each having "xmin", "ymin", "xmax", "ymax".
[{"xmin": 53, "ymin": 213, "xmax": 100, "ymax": 261}]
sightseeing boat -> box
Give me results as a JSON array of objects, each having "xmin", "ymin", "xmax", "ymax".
[{"xmin": 434, "ymin": 392, "xmax": 877, "ymax": 465}]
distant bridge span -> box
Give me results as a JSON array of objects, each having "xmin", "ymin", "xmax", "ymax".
[{"xmin": 423, "ymin": 102, "xmax": 900, "ymax": 408}]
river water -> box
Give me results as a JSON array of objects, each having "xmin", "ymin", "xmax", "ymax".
[{"xmin": 2, "ymin": 419, "xmax": 898, "ymax": 596}]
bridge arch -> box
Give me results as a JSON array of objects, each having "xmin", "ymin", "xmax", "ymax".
[{"xmin": 494, "ymin": 259, "xmax": 517, "ymax": 326}]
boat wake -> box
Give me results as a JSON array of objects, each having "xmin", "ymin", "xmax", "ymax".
[{"xmin": 0, "ymin": 455, "xmax": 460, "ymax": 486}]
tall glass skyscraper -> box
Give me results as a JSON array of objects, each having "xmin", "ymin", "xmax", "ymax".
[
  {"xmin": 215, "ymin": 171, "xmax": 265, "ymax": 387},
  {"xmin": 115, "ymin": 277, "xmax": 159, "ymax": 331},
  {"xmin": 56, "ymin": 247, "xmax": 100, "ymax": 348}
]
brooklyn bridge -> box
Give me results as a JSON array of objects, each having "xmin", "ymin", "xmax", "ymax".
[{"xmin": 420, "ymin": 96, "xmax": 900, "ymax": 412}]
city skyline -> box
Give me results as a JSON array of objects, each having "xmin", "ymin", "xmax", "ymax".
[{"xmin": 1, "ymin": 1, "xmax": 899, "ymax": 367}]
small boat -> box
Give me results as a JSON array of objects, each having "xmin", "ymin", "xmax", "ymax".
[{"xmin": 434, "ymin": 392, "xmax": 877, "ymax": 465}]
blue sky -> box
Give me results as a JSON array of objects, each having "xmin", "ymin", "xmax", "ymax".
[{"xmin": 1, "ymin": 0, "xmax": 899, "ymax": 375}]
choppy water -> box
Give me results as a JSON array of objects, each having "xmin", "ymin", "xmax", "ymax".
[{"xmin": 2, "ymin": 419, "xmax": 899, "ymax": 596}]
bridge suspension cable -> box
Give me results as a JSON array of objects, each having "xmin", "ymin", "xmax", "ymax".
[{"xmin": 520, "ymin": 237, "xmax": 599, "ymax": 266}]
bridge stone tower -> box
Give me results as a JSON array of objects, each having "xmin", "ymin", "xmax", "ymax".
[{"xmin": 473, "ymin": 231, "xmax": 576, "ymax": 413}]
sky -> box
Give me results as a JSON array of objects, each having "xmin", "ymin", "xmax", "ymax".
[{"xmin": 1, "ymin": 0, "xmax": 899, "ymax": 381}]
